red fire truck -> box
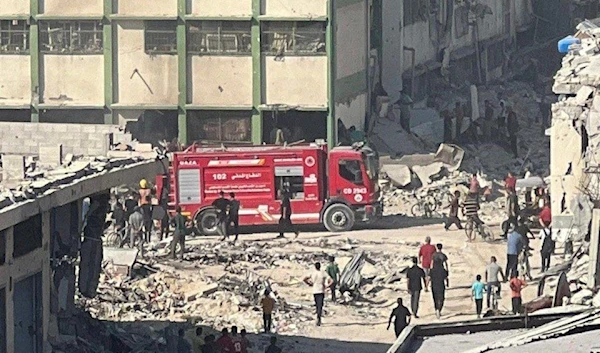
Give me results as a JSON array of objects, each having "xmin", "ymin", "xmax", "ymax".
[{"xmin": 157, "ymin": 142, "xmax": 381, "ymax": 234}]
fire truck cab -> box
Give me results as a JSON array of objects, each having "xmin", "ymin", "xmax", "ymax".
[{"xmin": 160, "ymin": 142, "xmax": 381, "ymax": 234}]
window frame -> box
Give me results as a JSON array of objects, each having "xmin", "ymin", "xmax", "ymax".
[
  {"xmin": 40, "ymin": 20, "xmax": 103, "ymax": 54},
  {"xmin": 261, "ymin": 21, "xmax": 326, "ymax": 56},
  {"xmin": 191, "ymin": 111, "xmax": 252, "ymax": 143},
  {"xmin": 0, "ymin": 20, "xmax": 29, "ymax": 54},
  {"xmin": 338, "ymin": 159, "xmax": 365, "ymax": 186},
  {"xmin": 144, "ymin": 20, "xmax": 178, "ymax": 55},
  {"xmin": 188, "ymin": 21, "xmax": 252, "ymax": 55}
]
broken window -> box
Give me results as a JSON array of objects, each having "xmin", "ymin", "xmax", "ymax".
[
  {"xmin": 144, "ymin": 21, "xmax": 177, "ymax": 54},
  {"xmin": 403, "ymin": 0, "xmax": 427, "ymax": 27},
  {"xmin": 188, "ymin": 21, "xmax": 251, "ymax": 54},
  {"xmin": 40, "ymin": 21, "xmax": 103, "ymax": 54},
  {"xmin": 339, "ymin": 160, "xmax": 364, "ymax": 185},
  {"xmin": 189, "ymin": 111, "xmax": 252, "ymax": 143},
  {"xmin": 455, "ymin": 6, "xmax": 469, "ymax": 38},
  {"xmin": 13, "ymin": 214, "xmax": 42, "ymax": 259},
  {"xmin": 261, "ymin": 22, "xmax": 326, "ymax": 55},
  {"xmin": 0, "ymin": 20, "xmax": 29, "ymax": 54}
]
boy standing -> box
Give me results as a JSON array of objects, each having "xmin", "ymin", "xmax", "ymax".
[
  {"xmin": 509, "ymin": 272, "xmax": 527, "ymax": 314},
  {"xmin": 261, "ymin": 289, "xmax": 276, "ymax": 333},
  {"xmin": 471, "ymin": 275, "xmax": 485, "ymax": 318}
]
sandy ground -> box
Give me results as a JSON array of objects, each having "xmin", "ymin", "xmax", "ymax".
[{"xmin": 180, "ymin": 215, "xmax": 564, "ymax": 351}]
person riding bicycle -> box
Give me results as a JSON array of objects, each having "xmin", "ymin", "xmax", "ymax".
[{"xmin": 463, "ymin": 193, "xmax": 483, "ymax": 234}]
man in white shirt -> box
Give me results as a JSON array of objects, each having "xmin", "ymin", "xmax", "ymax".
[{"xmin": 303, "ymin": 262, "xmax": 333, "ymax": 326}]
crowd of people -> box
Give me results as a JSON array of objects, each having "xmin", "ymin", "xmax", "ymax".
[{"xmin": 174, "ymin": 325, "xmax": 282, "ymax": 353}]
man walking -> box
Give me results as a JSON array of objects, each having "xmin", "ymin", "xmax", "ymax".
[
  {"xmin": 471, "ymin": 275, "xmax": 485, "ymax": 318},
  {"xmin": 170, "ymin": 206, "xmax": 187, "ymax": 260},
  {"xmin": 540, "ymin": 227, "xmax": 555, "ymax": 272},
  {"xmin": 303, "ymin": 262, "xmax": 333, "ymax": 326},
  {"xmin": 418, "ymin": 236, "xmax": 436, "ymax": 291},
  {"xmin": 212, "ymin": 191, "xmax": 230, "ymax": 240},
  {"xmin": 261, "ymin": 289, "xmax": 276, "ymax": 333},
  {"xmin": 430, "ymin": 263, "xmax": 448, "ymax": 319},
  {"xmin": 325, "ymin": 256, "xmax": 340, "ymax": 302},
  {"xmin": 444, "ymin": 191, "xmax": 463, "ymax": 231},
  {"xmin": 504, "ymin": 189, "xmax": 520, "ymax": 237},
  {"xmin": 506, "ymin": 223, "xmax": 523, "ymax": 278},
  {"xmin": 277, "ymin": 187, "xmax": 299, "ymax": 238},
  {"xmin": 228, "ymin": 192, "xmax": 240, "ymax": 242},
  {"xmin": 406, "ymin": 256, "xmax": 426, "ymax": 318},
  {"xmin": 485, "ymin": 256, "xmax": 505, "ymax": 309},
  {"xmin": 387, "ymin": 298, "xmax": 411, "ymax": 338}
]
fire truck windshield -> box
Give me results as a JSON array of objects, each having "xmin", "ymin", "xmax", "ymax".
[{"xmin": 362, "ymin": 153, "xmax": 378, "ymax": 181}]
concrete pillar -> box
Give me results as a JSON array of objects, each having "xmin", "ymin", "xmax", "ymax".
[
  {"xmin": 41, "ymin": 211, "xmax": 51, "ymax": 353},
  {"xmin": 588, "ymin": 209, "xmax": 600, "ymax": 288}
]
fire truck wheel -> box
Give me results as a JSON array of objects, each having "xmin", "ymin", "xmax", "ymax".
[
  {"xmin": 195, "ymin": 209, "xmax": 221, "ymax": 236},
  {"xmin": 323, "ymin": 204, "xmax": 355, "ymax": 232}
]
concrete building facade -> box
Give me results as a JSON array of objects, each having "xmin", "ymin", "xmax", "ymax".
[
  {"xmin": 0, "ymin": 0, "xmax": 375, "ymax": 148},
  {"xmin": 380, "ymin": 0, "xmax": 535, "ymax": 104}
]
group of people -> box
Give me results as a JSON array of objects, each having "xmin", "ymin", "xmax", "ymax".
[
  {"xmin": 175, "ymin": 325, "xmax": 282, "ymax": 353},
  {"xmin": 212, "ymin": 191, "xmax": 241, "ymax": 242}
]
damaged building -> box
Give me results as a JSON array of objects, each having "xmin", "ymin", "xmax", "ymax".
[
  {"xmin": 380, "ymin": 0, "xmax": 599, "ymax": 106},
  {"xmin": 0, "ymin": 149, "xmax": 164, "ymax": 353},
  {"xmin": 551, "ymin": 18, "xmax": 600, "ymax": 234},
  {"xmin": 0, "ymin": 0, "xmax": 379, "ymax": 148}
]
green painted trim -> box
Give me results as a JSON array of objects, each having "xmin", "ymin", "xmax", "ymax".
[
  {"xmin": 186, "ymin": 105, "xmax": 252, "ymax": 110},
  {"xmin": 109, "ymin": 15, "xmax": 178, "ymax": 20},
  {"xmin": 103, "ymin": 0, "xmax": 114, "ymax": 124},
  {"xmin": 326, "ymin": 0, "xmax": 335, "ymax": 149},
  {"xmin": 257, "ymin": 16, "xmax": 327, "ymax": 21},
  {"xmin": 334, "ymin": 69, "xmax": 367, "ymax": 103},
  {"xmin": 335, "ymin": 0, "xmax": 364, "ymax": 10},
  {"xmin": 258, "ymin": 105, "xmax": 328, "ymax": 112},
  {"xmin": 37, "ymin": 104, "xmax": 105, "ymax": 110},
  {"xmin": 184, "ymin": 15, "xmax": 252, "ymax": 21},
  {"xmin": 35, "ymin": 15, "xmax": 104, "ymax": 20},
  {"xmin": 0, "ymin": 105, "xmax": 30, "ymax": 109},
  {"xmin": 251, "ymin": 0, "xmax": 262, "ymax": 144},
  {"xmin": 30, "ymin": 0, "xmax": 39, "ymax": 123},
  {"xmin": 177, "ymin": 0, "xmax": 187, "ymax": 144},
  {"xmin": 110, "ymin": 104, "xmax": 178, "ymax": 110},
  {"xmin": 0, "ymin": 15, "xmax": 29, "ymax": 19}
]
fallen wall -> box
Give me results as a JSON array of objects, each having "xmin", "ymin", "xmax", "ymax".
[{"xmin": 0, "ymin": 122, "xmax": 131, "ymax": 156}]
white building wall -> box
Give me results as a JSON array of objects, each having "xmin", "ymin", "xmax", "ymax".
[
  {"xmin": 115, "ymin": 21, "xmax": 179, "ymax": 105},
  {"xmin": 262, "ymin": 0, "xmax": 326, "ymax": 18},
  {"xmin": 0, "ymin": 0, "xmax": 29, "ymax": 16},
  {"xmin": 42, "ymin": 55, "xmax": 104, "ymax": 105},
  {"xmin": 42, "ymin": 0, "xmax": 103, "ymax": 16},
  {"xmin": 190, "ymin": 56, "xmax": 252, "ymax": 107},
  {"xmin": 0, "ymin": 56, "xmax": 31, "ymax": 106},
  {"xmin": 116, "ymin": 0, "xmax": 177, "ymax": 17},
  {"xmin": 336, "ymin": 2, "xmax": 367, "ymax": 80},
  {"xmin": 190, "ymin": 0, "xmax": 252, "ymax": 17},
  {"xmin": 263, "ymin": 56, "xmax": 327, "ymax": 107}
]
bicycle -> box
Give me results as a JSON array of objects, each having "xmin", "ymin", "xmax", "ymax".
[
  {"xmin": 410, "ymin": 191, "xmax": 439, "ymax": 218},
  {"xmin": 489, "ymin": 282, "xmax": 501, "ymax": 311},
  {"xmin": 465, "ymin": 216, "xmax": 495, "ymax": 242}
]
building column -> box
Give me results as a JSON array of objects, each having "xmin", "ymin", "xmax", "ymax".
[
  {"xmin": 41, "ymin": 211, "xmax": 51, "ymax": 353},
  {"xmin": 327, "ymin": 0, "xmax": 336, "ymax": 149},
  {"xmin": 5, "ymin": 227, "xmax": 14, "ymax": 353},
  {"xmin": 103, "ymin": 0, "xmax": 114, "ymax": 124},
  {"xmin": 177, "ymin": 0, "xmax": 188, "ymax": 145},
  {"xmin": 251, "ymin": 0, "xmax": 262, "ymax": 144},
  {"xmin": 30, "ymin": 0, "xmax": 40, "ymax": 123},
  {"xmin": 588, "ymin": 209, "xmax": 600, "ymax": 288}
]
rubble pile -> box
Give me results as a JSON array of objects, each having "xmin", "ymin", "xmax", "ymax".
[{"xmin": 81, "ymin": 237, "xmax": 419, "ymax": 337}]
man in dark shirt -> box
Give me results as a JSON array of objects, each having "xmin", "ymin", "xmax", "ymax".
[
  {"xmin": 506, "ymin": 106, "xmax": 519, "ymax": 158},
  {"xmin": 228, "ymin": 192, "xmax": 240, "ymax": 242},
  {"xmin": 406, "ymin": 256, "xmax": 426, "ymax": 318},
  {"xmin": 140, "ymin": 196, "xmax": 153, "ymax": 243},
  {"xmin": 178, "ymin": 329, "xmax": 192, "ymax": 353},
  {"xmin": 216, "ymin": 328, "xmax": 234, "ymax": 353},
  {"xmin": 387, "ymin": 298, "xmax": 411, "ymax": 337},
  {"xmin": 112, "ymin": 201, "xmax": 126, "ymax": 230},
  {"xmin": 201, "ymin": 335, "xmax": 217, "ymax": 353},
  {"xmin": 212, "ymin": 191, "xmax": 231, "ymax": 240},
  {"xmin": 277, "ymin": 187, "xmax": 299, "ymax": 239},
  {"xmin": 124, "ymin": 193, "xmax": 138, "ymax": 220},
  {"xmin": 170, "ymin": 206, "xmax": 188, "ymax": 259},
  {"xmin": 444, "ymin": 191, "xmax": 463, "ymax": 231}
]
